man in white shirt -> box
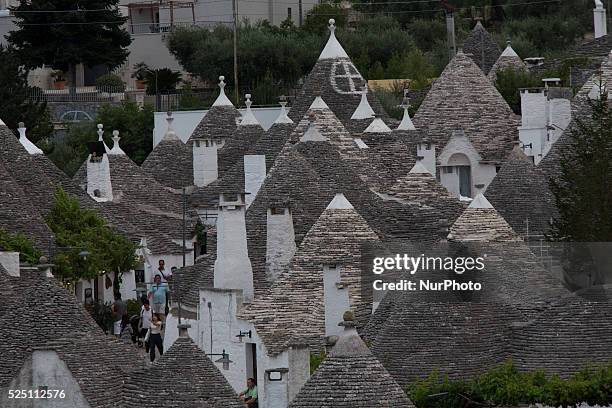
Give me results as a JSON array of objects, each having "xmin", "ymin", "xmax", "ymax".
[
  {"xmin": 139, "ymin": 299, "xmax": 153, "ymax": 352},
  {"xmin": 156, "ymin": 259, "xmax": 172, "ymax": 283}
]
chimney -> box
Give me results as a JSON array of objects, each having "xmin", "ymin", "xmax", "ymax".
[
  {"xmin": 0, "ymin": 250, "xmax": 20, "ymax": 277},
  {"xmin": 416, "ymin": 141, "xmax": 436, "ymax": 177},
  {"xmin": 87, "ymin": 125, "xmax": 113, "ymax": 202},
  {"xmin": 17, "ymin": 122, "xmax": 43, "ymax": 155},
  {"xmin": 265, "ymin": 207, "xmax": 296, "ymax": 282},
  {"xmin": 323, "ymin": 264, "xmax": 350, "ymax": 337},
  {"xmin": 214, "ymin": 193, "xmax": 254, "ymax": 302},
  {"xmin": 178, "ymin": 323, "xmax": 191, "ymax": 338},
  {"xmin": 193, "ymin": 138, "xmax": 224, "ymax": 187},
  {"xmin": 445, "ymin": 8, "xmax": 456, "ymax": 59},
  {"xmin": 594, "ymin": 0, "xmax": 607, "ymax": 39},
  {"xmin": 244, "ymin": 155, "xmax": 266, "ymax": 208}
]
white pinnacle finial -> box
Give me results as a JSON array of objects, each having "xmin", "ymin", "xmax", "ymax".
[
  {"xmin": 97, "ymin": 123, "xmax": 110, "ymax": 153},
  {"xmin": 274, "ymin": 97, "xmax": 293, "ymax": 124},
  {"xmin": 162, "ymin": 111, "xmax": 180, "ymax": 141},
  {"xmin": 239, "ymin": 93, "xmax": 260, "ymax": 126},
  {"xmin": 319, "ymin": 18, "xmax": 349, "ymax": 60},
  {"xmin": 595, "ymin": 0, "xmax": 603, "ymax": 9},
  {"xmin": 212, "ymin": 74, "xmax": 234, "ymax": 107},
  {"xmin": 351, "ymin": 85, "xmax": 375, "ymax": 120},
  {"xmin": 97, "ymin": 123, "xmax": 104, "ymax": 141},
  {"xmin": 17, "ymin": 121, "xmax": 43, "ymax": 155},
  {"xmin": 397, "ymin": 105, "xmax": 416, "ymax": 131},
  {"xmin": 109, "ymin": 130, "xmax": 126, "ymax": 155}
]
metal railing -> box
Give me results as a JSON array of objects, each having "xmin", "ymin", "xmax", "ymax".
[
  {"xmin": 29, "ymin": 86, "xmax": 128, "ymax": 103},
  {"xmin": 128, "ymin": 20, "xmax": 232, "ymax": 35}
]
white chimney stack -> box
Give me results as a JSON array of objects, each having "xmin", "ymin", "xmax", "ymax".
[
  {"xmin": 244, "ymin": 155, "xmax": 266, "ymax": 208},
  {"xmin": 265, "ymin": 207, "xmax": 296, "ymax": 282},
  {"xmin": 193, "ymin": 138, "xmax": 224, "ymax": 187},
  {"xmin": 17, "ymin": 122, "xmax": 43, "ymax": 155},
  {"xmin": 594, "ymin": 0, "xmax": 607, "ymax": 38},
  {"xmin": 323, "ymin": 264, "xmax": 350, "ymax": 337},
  {"xmin": 87, "ymin": 124, "xmax": 113, "ymax": 202},
  {"xmin": 416, "ymin": 141, "xmax": 436, "ymax": 177},
  {"xmin": 214, "ymin": 193, "xmax": 254, "ymax": 302}
]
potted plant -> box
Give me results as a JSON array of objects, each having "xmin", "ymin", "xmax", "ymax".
[
  {"xmin": 131, "ymin": 62, "xmax": 149, "ymax": 90},
  {"xmin": 51, "ymin": 70, "xmax": 67, "ymax": 90}
]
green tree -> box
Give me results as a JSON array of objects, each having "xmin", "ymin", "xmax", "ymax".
[
  {"xmin": 0, "ymin": 46, "xmax": 53, "ymax": 143},
  {"xmin": 493, "ymin": 67, "xmax": 541, "ymax": 114},
  {"xmin": 0, "ymin": 229, "xmax": 42, "ymax": 264},
  {"xmin": 45, "ymin": 188, "xmax": 138, "ymax": 292},
  {"xmin": 302, "ymin": 3, "xmax": 347, "ymax": 35},
  {"xmin": 549, "ymin": 85, "xmax": 612, "ymax": 242},
  {"xmin": 46, "ymin": 101, "xmax": 154, "ymax": 175},
  {"xmin": 144, "ymin": 68, "xmax": 182, "ymax": 95},
  {"xmin": 8, "ymin": 0, "xmax": 131, "ymax": 94}
]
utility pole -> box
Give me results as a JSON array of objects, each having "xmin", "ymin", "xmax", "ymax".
[{"xmin": 232, "ymin": 0, "xmax": 239, "ymax": 103}]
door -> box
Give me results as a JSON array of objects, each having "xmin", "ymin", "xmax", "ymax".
[
  {"xmin": 457, "ymin": 166, "xmax": 471, "ymax": 198},
  {"xmin": 246, "ymin": 343, "xmax": 258, "ymax": 381}
]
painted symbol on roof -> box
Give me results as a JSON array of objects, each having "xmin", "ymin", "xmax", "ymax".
[{"xmin": 330, "ymin": 61, "xmax": 365, "ymax": 95}]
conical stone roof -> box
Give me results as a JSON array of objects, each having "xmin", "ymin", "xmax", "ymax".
[
  {"xmin": 487, "ymin": 42, "xmax": 526, "ymax": 83},
  {"xmin": 141, "ymin": 113, "xmax": 193, "ymax": 189},
  {"xmin": 188, "ymin": 76, "xmax": 241, "ymax": 142},
  {"xmin": 413, "ymin": 50, "xmax": 519, "ymax": 162},
  {"xmin": 288, "ymin": 318, "xmax": 415, "ymax": 407},
  {"xmin": 485, "ymin": 146, "xmax": 555, "ymax": 237},
  {"xmin": 289, "ymin": 20, "xmax": 390, "ymax": 126},
  {"xmin": 448, "ymin": 193, "xmax": 522, "ymax": 242},
  {"xmin": 240, "ymin": 194, "xmax": 381, "ymax": 355},
  {"xmin": 123, "ymin": 335, "xmax": 244, "ymax": 408},
  {"xmin": 463, "ymin": 21, "xmax": 502, "ymax": 75}
]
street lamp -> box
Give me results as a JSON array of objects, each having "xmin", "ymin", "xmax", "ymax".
[{"xmin": 209, "ymin": 349, "xmax": 233, "ymax": 370}]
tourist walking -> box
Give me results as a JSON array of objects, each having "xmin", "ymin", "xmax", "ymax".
[
  {"xmin": 139, "ymin": 299, "xmax": 152, "ymax": 352},
  {"xmin": 149, "ymin": 313, "xmax": 164, "ymax": 362}
]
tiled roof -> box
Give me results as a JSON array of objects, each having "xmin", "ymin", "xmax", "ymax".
[
  {"xmin": 0, "ymin": 270, "xmax": 101, "ymax": 389},
  {"xmin": 141, "ymin": 118, "xmax": 193, "ymax": 189},
  {"xmin": 289, "ymin": 57, "xmax": 390, "ymax": 127},
  {"xmin": 448, "ymin": 194, "xmax": 522, "ymax": 242},
  {"xmin": 485, "ymin": 146, "xmax": 555, "ymax": 237},
  {"xmin": 288, "ymin": 322, "xmax": 415, "ymax": 407},
  {"xmin": 511, "ymin": 291, "xmax": 612, "ymax": 376},
  {"xmin": 188, "ymin": 105, "xmax": 241, "ymax": 143},
  {"xmin": 372, "ymin": 299, "xmax": 521, "ymax": 385},
  {"xmin": 0, "ymin": 158, "xmax": 54, "ymax": 253},
  {"xmin": 240, "ymin": 194, "xmax": 381, "ymax": 355},
  {"xmin": 384, "ymin": 162, "xmax": 466, "ymax": 222},
  {"xmin": 539, "ymin": 51, "xmax": 612, "ymax": 181},
  {"xmin": 487, "ymin": 43, "xmax": 526, "ymax": 83},
  {"xmin": 32, "ymin": 332, "xmax": 147, "ymax": 408},
  {"xmin": 462, "ymin": 21, "xmax": 502, "ymax": 75},
  {"xmin": 123, "ymin": 336, "xmax": 244, "ymax": 408},
  {"xmin": 413, "ymin": 50, "xmax": 519, "ymax": 162}
]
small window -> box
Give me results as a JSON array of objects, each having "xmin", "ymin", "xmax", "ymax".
[
  {"xmin": 442, "ymin": 166, "xmax": 453, "ymax": 174},
  {"xmin": 93, "ymin": 189, "xmax": 102, "ymax": 197},
  {"xmin": 287, "ymin": 7, "xmax": 292, "ymax": 19},
  {"xmin": 270, "ymin": 207, "xmax": 285, "ymax": 215}
]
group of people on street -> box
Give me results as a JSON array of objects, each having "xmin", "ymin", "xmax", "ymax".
[{"xmin": 111, "ymin": 259, "xmax": 173, "ymax": 362}]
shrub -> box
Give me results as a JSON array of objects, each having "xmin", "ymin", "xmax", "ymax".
[
  {"xmin": 0, "ymin": 228, "xmax": 41, "ymax": 264},
  {"xmin": 310, "ymin": 352, "xmax": 326, "ymax": 374},
  {"xmin": 407, "ymin": 360, "xmax": 612, "ymax": 408},
  {"xmin": 494, "ymin": 67, "xmax": 542, "ymax": 114},
  {"xmin": 95, "ymin": 73, "xmax": 125, "ymax": 92}
]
